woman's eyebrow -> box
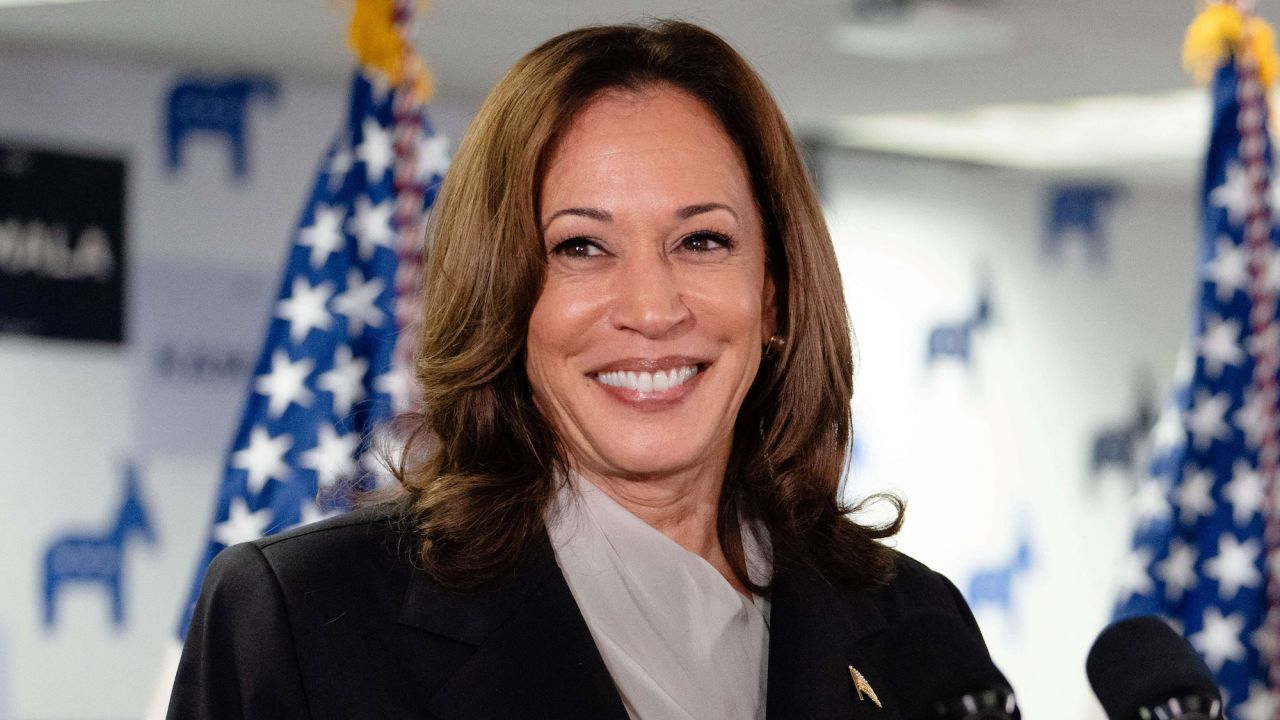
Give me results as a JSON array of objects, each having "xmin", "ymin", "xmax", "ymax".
[
  {"xmin": 543, "ymin": 207, "xmax": 611, "ymax": 230},
  {"xmin": 676, "ymin": 202, "xmax": 738, "ymax": 222},
  {"xmin": 543, "ymin": 203, "xmax": 739, "ymax": 230}
]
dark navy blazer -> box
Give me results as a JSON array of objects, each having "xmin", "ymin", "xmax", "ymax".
[{"xmin": 168, "ymin": 504, "xmax": 997, "ymax": 719}]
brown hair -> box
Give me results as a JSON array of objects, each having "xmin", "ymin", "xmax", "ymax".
[{"xmin": 394, "ymin": 19, "xmax": 903, "ymax": 592}]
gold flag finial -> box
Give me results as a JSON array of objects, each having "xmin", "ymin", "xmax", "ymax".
[{"xmin": 848, "ymin": 665, "xmax": 882, "ymax": 709}]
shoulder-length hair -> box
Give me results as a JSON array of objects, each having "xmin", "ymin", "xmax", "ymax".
[{"xmin": 395, "ymin": 19, "xmax": 903, "ymax": 592}]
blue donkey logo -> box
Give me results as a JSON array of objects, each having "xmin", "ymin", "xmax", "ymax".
[
  {"xmin": 926, "ymin": 280, "xmax": 993, "ymax": 367},
  {"xmin": 166, "ymin": 75, "xmax": 278, "ymax": 179},
  {"xmin": 1043, "ymin": 183, "xmax": 1123, "ymax": 267},
  {"xmin": 43, "ymin": 464, "xmax": 156, "ymax": 629},
  {"xmin": 1091, "ymin": 397, "xmax": 1157, "ymax": 480},
  {"xmin": 966, "ymin": 520, "xmax": 1033, "ymax": 618}
]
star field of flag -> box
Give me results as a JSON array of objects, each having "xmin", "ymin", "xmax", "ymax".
[
  {"xmin": 1116, "ymin": 58, "xmax": 1280, "ymax": 719},
  {"xmin": 176, "ymin": 69, "xmax": 449, "ymax": 638}
]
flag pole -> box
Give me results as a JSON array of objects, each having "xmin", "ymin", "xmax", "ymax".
[
  {"xmin": 389, "ymin": 0, "xmax": 430, "ymax": 415},
  {"xmin": 348, "ymin": 0, "xmax": 437, "ymax": 416},
  {"xmin": 1224, "ymin": 0, "xmax": 1280, "ymax": 707},
  {"xmin": 1227, "ymin": 0, "xmax": 1280, "ymax": 707},
  {"xmin": 1232, "ymin": 0, "xmax": 1280, "ymax": 704}
]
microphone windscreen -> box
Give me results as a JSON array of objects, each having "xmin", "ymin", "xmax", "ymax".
[
  {"xmin": 1086, "ymin": 616, "xmax": 1221, "ymax": 720},
  {"xmin": 860, "ymin": 613, "xmax": 1015, "ymax": 718}
]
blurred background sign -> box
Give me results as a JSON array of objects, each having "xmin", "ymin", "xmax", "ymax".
[
  {"xmin": 0, "ymin": 143, "xmax": 125, "ymax": 342},
  {"xmin": 133, "ymin": 261, "xmax": 274, "ymax": 454}
]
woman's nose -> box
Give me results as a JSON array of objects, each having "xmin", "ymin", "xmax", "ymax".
[{"xmin": 609, "ymin": 253, "xmax": 691, "ymax": 339}]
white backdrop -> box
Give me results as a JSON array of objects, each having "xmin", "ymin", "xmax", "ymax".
[{"xmin": 0, "ymin": 49, "xmax": 1197, "ymax": 718}]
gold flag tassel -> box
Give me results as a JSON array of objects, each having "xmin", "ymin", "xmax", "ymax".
[
  {"xmin": 346, "ymin": 0, "xmax": 434, "ymax": 104},
  {"xmin": 1184, "ymin": 1, "xmax": 1280, "ymax": 86}
]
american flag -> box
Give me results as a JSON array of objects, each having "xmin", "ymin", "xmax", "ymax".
[
  {"xmin": 1115, "ymin": 19, "xmax": 1280, "ymax": 718},
  {"xmin": 172, "ymin": 51, "xmax": 449, "ymax": 638}
]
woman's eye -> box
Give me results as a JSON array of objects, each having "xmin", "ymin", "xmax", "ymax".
[
  {"xmin": 550, "ymin": 238, "xmax": 604, "ymax": 258},
  {"xmin": 680, "ymin": 231, "xmax": 733, "ymax": 252}
]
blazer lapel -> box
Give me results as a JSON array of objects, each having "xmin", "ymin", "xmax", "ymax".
[
  {"xmin": 766, "ymin": 561, "xmax": 896, "ymax": 720},
  {"xmin": 399, "ymin": 534, "xmax": 630, "ymax": 720}
]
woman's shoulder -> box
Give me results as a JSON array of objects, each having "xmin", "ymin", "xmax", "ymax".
[
  {"xmin": 174, "ymin": 504, "xmax": 457, "ymax": 716},
  {"xmin": 257, "ymin": 501, "xmax": 410, "ymax": 556},
  {"xmin": 852, "ymin": 549, "xmax": 982, "ymax": 633},
  {"xmin": 825, "ymin": 550, "xmax": 1013, "ymax": 712},
  {"xmin": 204, "ymin": 501, "xmax": 418, "ymax": 605}
]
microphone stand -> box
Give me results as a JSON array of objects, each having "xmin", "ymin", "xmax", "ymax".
[
  {"xmin": 1134, "ymin": 694, "xmax": 1222, "ymax": 720},
  {"xmin": 932, "ymin": 686, "xmax": 1020, "ymax": 719}
]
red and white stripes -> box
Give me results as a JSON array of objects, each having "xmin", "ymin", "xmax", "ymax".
[
  {"xmin": 388, "ymin": 0, "xmax": 430, "ymax": 414},
  {"xmin": 1235, "ymin": 1, "xmax": 1280, "ymax": 703}
]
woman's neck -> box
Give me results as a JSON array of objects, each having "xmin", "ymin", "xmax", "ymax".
[{"xmin": 573, "ymin": 462, "xmax": 748, "ymax": 596}]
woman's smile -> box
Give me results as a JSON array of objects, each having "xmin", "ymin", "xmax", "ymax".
[{"xmin": 589, "ymin": 358, "xmax": 710, "ymax": 410}]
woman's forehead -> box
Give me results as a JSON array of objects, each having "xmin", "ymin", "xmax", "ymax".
[
  {"xmin": 540, "ymin": 86, "xmax": 753, "ymax": 218},
  {"xmin": 556, "ymin": 86, "xmax": 734, "ymax": 157}
]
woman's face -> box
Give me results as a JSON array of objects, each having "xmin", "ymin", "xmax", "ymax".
[{"xmin": 527, "ymin": 85, "xmax": 775, "ymax": 482}]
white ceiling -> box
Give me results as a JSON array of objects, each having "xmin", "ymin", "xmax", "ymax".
[{"xmin": 0, "ymin": 1, "xmax": 1211, "ymax": 119}]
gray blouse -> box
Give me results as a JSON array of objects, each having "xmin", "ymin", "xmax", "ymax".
[{"xmin": 545, "ymin": 473, "xmax": 771, "ymax": 720}]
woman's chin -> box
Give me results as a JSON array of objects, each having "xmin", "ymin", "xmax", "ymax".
[
  {"xmin": 566, "ymin": 404, "xmax": 738, "ymax": 480},
  {"xmin": 582, "ymin": 441, "xmax": 717, "ymax": 481}
]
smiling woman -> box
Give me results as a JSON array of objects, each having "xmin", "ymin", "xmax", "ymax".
[
  {"xmin": 169, "ymin": 18, "xmax": 1013, "ymax": 720},
  {"xmin": 409, "ymin": 21, "xmax": 888, "ymax": 600}
]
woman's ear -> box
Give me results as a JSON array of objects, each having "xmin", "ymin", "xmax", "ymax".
[{"xmin": 761, "ymin": 271, "xmax": 778, "ymax": 346}]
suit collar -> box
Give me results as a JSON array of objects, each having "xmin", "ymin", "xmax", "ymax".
[
  {"xmin": 399, "ymin": 533, "xmax": 630, "ymax": 720},
  {"xmin": 397, "ymin": 541, "xmax": 550, "ymax": 646}
]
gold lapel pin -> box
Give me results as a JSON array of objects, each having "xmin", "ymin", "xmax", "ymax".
[{"xmin": 848, "ymin": 665, "xmax": 882, "ymax": 708}]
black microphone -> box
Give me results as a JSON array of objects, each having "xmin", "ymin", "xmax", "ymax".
[
  {"xmin": 861, "ymin": 613, "xmax": 1020, "ymax": 719},
  {"xmin": 1086, "ymin": 616, "xmax": 1223, "ymax": 720}
]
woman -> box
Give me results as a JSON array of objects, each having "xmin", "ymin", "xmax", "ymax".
[{"xmin": 169, "ymin": 20, "xmax": 1010, "ymax": 720}]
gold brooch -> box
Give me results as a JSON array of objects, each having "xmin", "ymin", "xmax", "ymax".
[{"xmin": 848, "ymin": 665, "xmax": 881, "ymax": 708}]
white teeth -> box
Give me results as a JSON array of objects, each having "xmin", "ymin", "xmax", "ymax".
[
  {"xmin": 652, "ymin": 371, "xmax": 670, "ymax": 392},
  {"xmin": 596, "ymin": 366, "xmax": 699, "ymax": 392}
]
